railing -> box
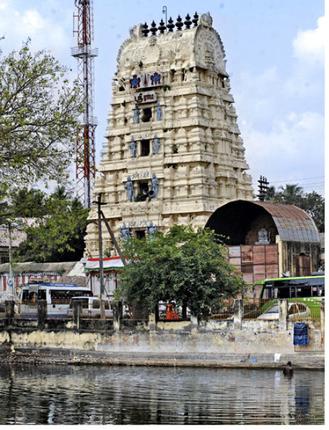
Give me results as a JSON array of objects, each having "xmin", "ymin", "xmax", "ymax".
[
  {"xmin": 243, "ymin": 299, "xmax": 273, "ymax": 319},
  {"xmin": 242, "ymin": 298, "xmax": 323, "ymax": 321},
  {"xmin": 210, "ymin": 312, "xmax": 234, "ymax": 321}
]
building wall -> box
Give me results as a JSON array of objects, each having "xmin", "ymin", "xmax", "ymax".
[
  {"xmin": 85, "ymin": 13, "xmax": 253, "ymax": 256},
  {"xmin": 228, "ymin": 244, "xmax": 279, "ymax": 285},
  {"xmin": 87, "ymin": 271, "xmax": 118, "ymax": 298},
  {"xmin": 280, "ymin": 241, "xmax": 320, "ymax": 276}
]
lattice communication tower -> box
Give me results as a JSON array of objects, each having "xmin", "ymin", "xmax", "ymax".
[{"xmin": 72, "ymin": 0, "xmax": 98, "ymax": 208}]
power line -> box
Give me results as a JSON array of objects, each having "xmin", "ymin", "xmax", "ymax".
[{"xmin": 267, "ymin": 176, "xmax": 324, "ymax": 184}]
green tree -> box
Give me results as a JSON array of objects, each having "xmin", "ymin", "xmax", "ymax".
[
  {"xmin": 274, "ymin": 184, "xmax": 304, "ymax": 205},
  {"xmin": 10, "ymin": 187, "xmax": 47, "ymax": 218},
  {"xmin": 300, "ymin": 191, "xmax": 325, "ymax": 233},
  {"xmin": 15, "ymin": 190, "xmax": 88, "ymax": 262},
  {"xmin": 0, "ymin": 40, "xmax": 82, "ymax": 188},
  {"xmin": 118, "ymin": 225, "xmax": 244, "ymax": 320}
]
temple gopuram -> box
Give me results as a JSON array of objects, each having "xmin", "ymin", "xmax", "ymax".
[{"xmin": 86, "ymin": 12, "xmax": 253, "ymax": 256}]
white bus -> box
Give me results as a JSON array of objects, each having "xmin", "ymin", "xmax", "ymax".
[{"xmin": 19, "ymin": 282, "xmax": 93, "ymax": 317}]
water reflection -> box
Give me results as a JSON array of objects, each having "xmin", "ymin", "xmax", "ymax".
[{"xmin": 0, "ymin": 365, "xmax": 324, "ymax": 425}]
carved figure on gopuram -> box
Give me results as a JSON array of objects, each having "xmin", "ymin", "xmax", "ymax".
[{"xmin": 125, "ymin": 176, "xmax": 134, "ymax": 201}]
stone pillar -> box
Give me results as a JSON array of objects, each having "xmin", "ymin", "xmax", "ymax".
[
  {"xmin": 37, "ymin": 300, "xmax": 47, "ymax": 329},
  {"xmin": 182, "ymin": 303, "xmax": 187, "ymax": 320},
  {"xmin": 320, "ymin": 298, "xmax": 325, "ymax": 346},
  {"xmin": 72, "ymin": 300, "xmax": 83, "ymax": 330},
  {"xmin": 279, "ymin": 299, "xmax": 288, "ymax": 330},
  {"xmin": 148, "ymin": 313, "xmax": 157, "ymax": 331},
  {"xmin": 5, "ymin": 300, "xmax": 15, "ymax": 326},
  {"xmin": 113, "ymin": 302, "xmax": 122, "ymax": 331},
  {"xmin": 190, "ymin": 314, "xmax": 198, "ymax": 332},
  {"xmin": 233, "ymin": 299, "xmax": 244, "ymax": 329}
]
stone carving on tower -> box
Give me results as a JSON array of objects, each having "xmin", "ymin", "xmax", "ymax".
[{"xmin": 85, "ymin": 12, "xmax": 253, "ymax": 256}]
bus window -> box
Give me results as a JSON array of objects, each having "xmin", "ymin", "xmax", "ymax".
[
  {"xmin": 289, "ymin": 287, "xmax": 296, "ymax": 298},
  {"xmin": 37, "ymin": 290, "xmax": 47, "ymax": 300},
  {"xmin": 22, "ymin": 290, "xmax": 29, "ymax": 302},
  {"xmin": 92, "ymin": 300, "xmax": 100, "ymax": 309},
  {"xmin": 50, "ymin": 290, "xmax": 70, "ymax": 304},
  {"xmin": 262, "ymin": 286, "xmax": 278, "ymax": 299},
  {"xmin": 297, "ymin": 286, "xmax": 311, "ymax": 297},
  {"xmin": 50, "ymin": 289, "xmax": 92, "ymax": 304},
  {"xmin": 261, "ymin": 276, "xmax": 324, "ymax": 300},
  {"xmin": 277, "ymin": 286, "xmax": 290, "ymax": 298},
  {"xmin": 23, "ymin": 291, "xmax": 37, "ymax": 304}
]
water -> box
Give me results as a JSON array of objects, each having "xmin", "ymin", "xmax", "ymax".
[{"xmin": 0, "ymin": 365, "xmax": 324, "ymax": 425}]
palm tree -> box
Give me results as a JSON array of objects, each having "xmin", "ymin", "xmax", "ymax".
[
  {"xmin": 275, "ymin": 184, "xmax": 304, "ymax": 205},
  {"xmin": 51, "ymin": 185, "xmax": 69, "ymax": 200},
  {"xmin": 265, "ymin": 185, "xmax": 276, "ymax": 200}
]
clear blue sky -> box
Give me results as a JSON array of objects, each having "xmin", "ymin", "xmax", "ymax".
[{"xmin": 0, "ymin": 0, "xmax": 324, "ymax": 195}]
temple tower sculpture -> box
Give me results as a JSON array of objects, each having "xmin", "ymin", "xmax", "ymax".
[{"xmin": 85, "ymin": 12, "xmax": 253, "ymax": 256}]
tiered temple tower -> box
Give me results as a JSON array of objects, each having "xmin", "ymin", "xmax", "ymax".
[{"xmin": 85, "ymin": 12, "xmax": 253, "ymax": 256}]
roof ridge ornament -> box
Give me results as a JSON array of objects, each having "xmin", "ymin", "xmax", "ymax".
[
  {"xmin": 142, "ymin": 22, "xmax": 149, "ymax": 37},
  {"xmin": 158, "ymin": 18, "xmax": 166, "ymax": 34},
  {"xmin": 150, "ymin": 20, "xmax": 157, "ymax": 36},
  {"xmin": 175, "ymin": 15, "xmax": 183, "ymax": 31},
  {"xmin": 184, "ymin": 14, "xmax": 192, "ymax": 29},
  {"xmin": 167, "ymin": 16, "xmax": 175, "ymax": 32},
  {"xmin": 192, "ymin": 12, "xmax": 199, "ymax": 27}
]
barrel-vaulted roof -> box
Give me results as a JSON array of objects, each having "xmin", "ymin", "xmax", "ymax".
[
  {"xmin": 255, "ymin": 201, "xmax": 320, "ymax": 243},
  {"xmin": 206, "ymin": 200, "xmax": 320, "ymax": 244}
]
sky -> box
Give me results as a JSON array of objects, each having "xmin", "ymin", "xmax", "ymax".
[{"xmin": 0, "ymin": 0, "xmax": 325, "ymax": 195}]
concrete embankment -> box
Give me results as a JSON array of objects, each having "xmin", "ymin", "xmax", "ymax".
[
  {"xmin": 0, "ymin": 347, "xmax": 324, "ymax": 369},
  {"xmin": 0, "ymin": 320, "xmax": 324, "ymax": 369}
]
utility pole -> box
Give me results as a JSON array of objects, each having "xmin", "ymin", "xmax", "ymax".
[
  {"xmin": 257, "ymin": 175, "xmax": 269, "ymax": 201},
  {"xmin": 96, "ymin": 193, "xmax": 105, "ymax": 319},
  {"xmin": 0, "ymin": 201, "xmax": 15, "ymax": 299},
  {"xmin": 7, "ymin": 222, "xmax": 14, "ymax": 299},
  {"xmin": 93, "ymin": 192, "xmax": 127, "ymax": 318}
]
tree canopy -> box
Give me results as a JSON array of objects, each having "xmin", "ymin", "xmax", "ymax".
[
  {"xmin": 266, "ymin": 184, "xmax": 324, "ymax": 232},
  {"xmin": 13, "ymin": 187, "xmax": 88, "ymax": 262},
  {"xmin": 0, "ymin": 40, "xmax": 82, "ymax": 190},
  {"xmin": 118, "ymin": 225, "xmax": 245, "ymax": 320}
]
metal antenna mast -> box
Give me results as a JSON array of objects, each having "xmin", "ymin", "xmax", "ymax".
[{"xmin": 72, "ymin": 0, "xmax": 98, "ymax": 208}]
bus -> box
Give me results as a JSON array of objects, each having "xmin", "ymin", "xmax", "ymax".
[
  {"xmin": 260, "ymin": 275, "xmax": 324, "ymax": 300},
  {"xmin": 259, "ymin": 275, "xmax": 324, "ymax": 319},
  {"xmin": 19, "ymin": 282, "xmax": 93, "ymax": 317}
]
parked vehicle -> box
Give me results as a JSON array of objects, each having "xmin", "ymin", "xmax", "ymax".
[
  {"xmin": 260, "ymin": 275, "xmax": 324, "ymax": 300},
  {"xmin": 67, "ymin": 296, "xmax": 113, "ymax": 318},
  {"xmin": 18, "ymin": 282, "xmax": 93, "ymax": 317},
  {"xmin": 257, "ymin": 302, "xmax": 310, "ymax": 321}
]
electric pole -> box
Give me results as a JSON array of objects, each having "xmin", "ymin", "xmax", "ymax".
[{"xmin": 257, "ymin": 176, "xmax": 269, "ymax": 201}]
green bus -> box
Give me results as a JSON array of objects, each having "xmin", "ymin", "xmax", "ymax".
[
  {"xmin": 259, "ymin": 275, "xmax": 324, "ymax": 319},
  {"xmin": 260, "ymin": 275, "xmax": 324, "ymax": 300}
]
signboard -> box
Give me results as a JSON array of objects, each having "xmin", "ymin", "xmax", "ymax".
[{"xmin": 134, "ymin": 91, "xmax": 157, "ymax": 104}]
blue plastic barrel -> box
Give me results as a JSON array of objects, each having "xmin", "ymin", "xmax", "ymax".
[{"xmin": 293, "ymin": 322, "xmax": 309, "ymax": 345}]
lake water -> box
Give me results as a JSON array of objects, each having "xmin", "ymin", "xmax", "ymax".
[{"xmin": 0, "ymin": 364, "xmax": 324, "ymax": 425}]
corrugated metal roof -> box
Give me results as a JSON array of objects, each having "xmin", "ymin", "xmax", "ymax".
[{"xmin": 246, "ymin": 201, "xmax": 320, "ymax": 243}]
